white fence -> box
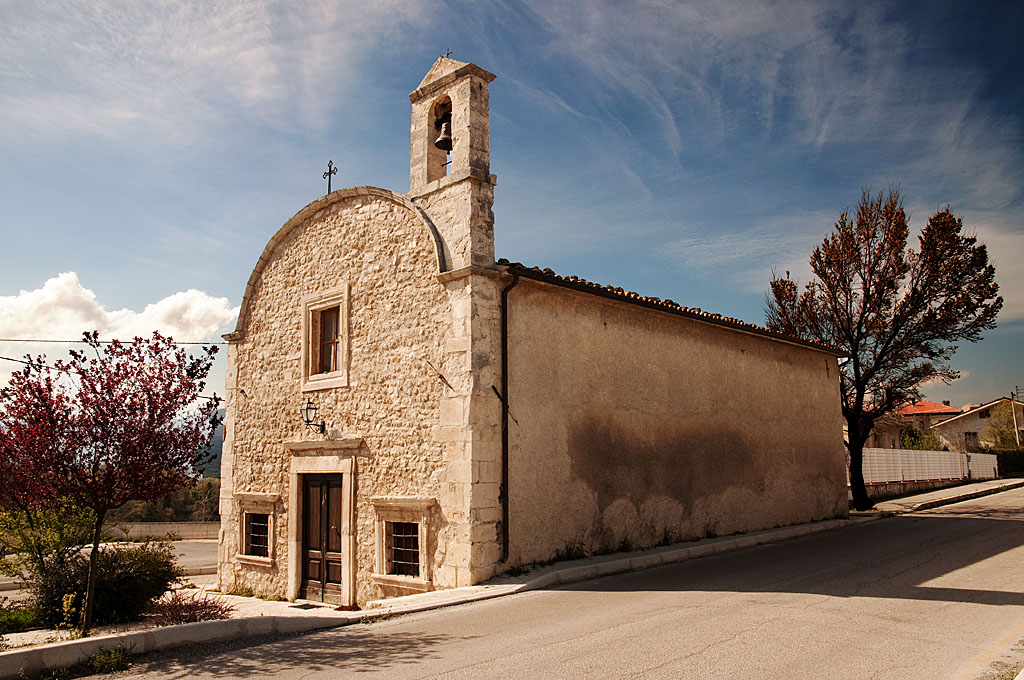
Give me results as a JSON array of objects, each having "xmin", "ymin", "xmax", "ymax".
[
  {"xmin": 861, "ymin": 448, "xmax": 998, "ymax": 484},
  {"xmin": 967, "ymin": 452, "xmax": 999, "ymax": 480}
]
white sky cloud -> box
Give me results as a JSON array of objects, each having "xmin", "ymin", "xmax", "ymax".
[
  {"xmin": 971, "ymin": 218, "xmax": 1024, "ymax": 323},
  {"xmin": 0, "ymin": 272, "xmax": 238, "ymax": 384}
]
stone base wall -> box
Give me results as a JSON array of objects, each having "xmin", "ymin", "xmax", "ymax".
[
  {"xmin": 863, "ymin": 479, "xmax": 968, "ymax": 501},
  {"xmin": 105, "ymin": 522, "xmax": 220, "ymax": 541}
]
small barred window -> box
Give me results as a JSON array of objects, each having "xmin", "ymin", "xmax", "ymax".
[
  {"xmin": 245, "ymin": 513, "xmax": 270, "ymax": 557},
  {"xmin": 386, "ymin": 521, "xmax": 420, "ymax": 577}
]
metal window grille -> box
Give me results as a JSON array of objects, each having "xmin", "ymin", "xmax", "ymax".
[
  {"xmin": 387, "ymin": 521, "xmax": 420, "ymax": 577},
  {"xmin": 246, "ymin": 513, "xmax": 270, "ymax": 557}
]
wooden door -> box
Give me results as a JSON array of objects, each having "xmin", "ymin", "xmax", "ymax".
[{"xmin": 301, "ymin": 474, "xmax": 345, "ymax": 603}]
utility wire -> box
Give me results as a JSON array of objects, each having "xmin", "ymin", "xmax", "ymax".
[
  {"xmin": 0, "ymin": 338, "xmax": 228, "ymax": 345},
  {"xmin": 0, "ymin": 354, "xmax": 221, "ymax": 402}
]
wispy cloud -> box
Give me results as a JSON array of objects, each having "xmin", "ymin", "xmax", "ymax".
[
  {"xmin": 0, "ymin": 0, "xmax": 427, "ymax": 147},
  {"xmin": 662, "ymin": 209, "xmax": 837, "ymax": 292},
  {"xmin": 503, "ymin": 1, "xmax": 1021, "ymax": 197},
  {"xmin": 665, "ymin": 204, "xmax": 1024, "ymax": 324},
  {"xmin": 970, "ymin": 216, "xmax": 1024, "ymax": 323}
]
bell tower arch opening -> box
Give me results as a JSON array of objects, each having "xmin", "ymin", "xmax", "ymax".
[{"xmin": 428, "ymin": 96, "xmax": 453, "ymax": 182}]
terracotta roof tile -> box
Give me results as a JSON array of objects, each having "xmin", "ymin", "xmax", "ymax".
[
  {"xmin": 896, "ymin": 399, "xmax": 962, "ymax": 416},
  {"xmin": 496, "ymin": 259, "xmax": 843, "ymax": 355}
]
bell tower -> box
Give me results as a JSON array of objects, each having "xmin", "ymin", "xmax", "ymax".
[{"xmin": 409, "ymin": 57, "xmax": 497, "ymax": 270}]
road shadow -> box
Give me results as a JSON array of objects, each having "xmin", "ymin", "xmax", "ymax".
[
  {"xmin": 124, "ymin": 627, "xmax": 474, "ymax": 678},
  {"xmin": 555, "ymin": 512, "xmax": 1024, "ymax": 607}
]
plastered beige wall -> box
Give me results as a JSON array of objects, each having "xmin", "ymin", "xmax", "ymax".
[
  {"xmin": 219, "ymin": 190, "xmax": 467, "ymax": 605},
  {"xmin": 505, "ymin": 279, "xmax": 848, "ymax": 565},
  {"xmin": 934, "ymin": 413, "xmax": 987, "ymax": 451}
]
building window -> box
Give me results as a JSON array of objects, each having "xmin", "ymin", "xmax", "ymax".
[
  {"xmin": 386, "ymin": 522, "xmax": 420, "ymax": 577},
  {"xmin": 371, "ymin": 497, "xmax": 434, "ymax": 592},
  {"xmin": 244, "ymin": 512, "xmax": 270, "ymax": 557},
  {"xmin": 234, "ymin": 492, "xmax": 279, "ymax": 566},
  {"xmin": 302, "ymin": 286, "xmax": 349, "ymax": 392},
  {"xmin": 979, "ymin": 409, "xmax": 991, "ymax": 419},
  {"xmin": 318, "ymin": 306, "xmax": 341, "ymax": 374},
  {"xmin": 965, "ymin": 432, "xmax": 979, "ymax": 448}
]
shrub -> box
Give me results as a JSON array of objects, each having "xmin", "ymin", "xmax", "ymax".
[
  {"xmin": 0, "ymin": 501, "xmax": 94, "ymax": 582},
  {"xmin": 147, "ymin": 590, "xmax": 235, "ymax": 625},
  {"xmin": 900, "ymin": 427, "xmax": 947, "ymax": 451},
  {"xmin": 31, "ymin": 541, "xmax": 182, "ymax": 627},
  {"xmin": 993, "ymin": 449, "xmax": 1024, "ymax": 476}
]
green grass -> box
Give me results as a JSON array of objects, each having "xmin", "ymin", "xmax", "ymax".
[
  {"xmin": 87, "ymin": 647, "xmax": 133, "ymax": 673},
  {"xmin": 0, "ymin": 605, "xmax": 38, "ymax": 634}
]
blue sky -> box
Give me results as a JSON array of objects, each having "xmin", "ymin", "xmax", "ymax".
[{"xmin": 1, "ymin": 0, "xmax": 1021, "ymax": 408}]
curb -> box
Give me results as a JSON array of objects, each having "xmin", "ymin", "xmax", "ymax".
[
  {"xmin": 882, "ymin": 479, "xmax": 1024, "ymax": 513},
  {"xmin": 0, "ymin": 614, "xmax": 360, "ymax": 680}
]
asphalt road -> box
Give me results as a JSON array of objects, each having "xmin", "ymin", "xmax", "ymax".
[{"xmin": 106, "ymin": 489, "xmax": 1024, "ymax": 679}]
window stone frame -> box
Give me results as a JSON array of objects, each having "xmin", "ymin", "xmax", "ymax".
[
  {"xmin": 370, "ymin": 497, "xmax": 435, "ymax": 592},
  {"xmin": 235, "ymin": 492, "xmax": 280, "ymax": 567},
  {"xmin": 301, "ymin": 285, "xmax": 350, "ymax": 392}
]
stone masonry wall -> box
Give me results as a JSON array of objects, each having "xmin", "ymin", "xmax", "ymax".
[{"xmin": 219, "ymin": 190, "xmax": 471, "ymax": 605}]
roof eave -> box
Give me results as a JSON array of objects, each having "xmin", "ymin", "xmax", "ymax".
[{"xmin": 498, "ymin": 261, "xmax": 845, "ymax": 357}]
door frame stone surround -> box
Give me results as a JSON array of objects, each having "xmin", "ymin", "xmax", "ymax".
[{"xmin": 284, "ymin": 439, "xmax": 364, "ymax": 607}]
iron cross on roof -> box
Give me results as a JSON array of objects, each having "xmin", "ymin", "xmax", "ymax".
[{"xmin": 323, "ymin": 160, "xmax": 338, "ymax": 195}]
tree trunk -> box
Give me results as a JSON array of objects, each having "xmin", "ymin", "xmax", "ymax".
[
  {"xmin": 848, "ymin": 441, "xmax": 873, "ymax": 511},
  {"xmin": 81, "ymin": 508, "xmax": 106, "ymax": 636}
]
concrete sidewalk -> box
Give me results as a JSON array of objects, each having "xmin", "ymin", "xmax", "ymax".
[
  {"xmin": 3, "ymin": 477, "xmax": 1022, "ymax": 679},
  {"xmin": 873, "ymin": 477, "xmax": 1024, "ymax": 513}
]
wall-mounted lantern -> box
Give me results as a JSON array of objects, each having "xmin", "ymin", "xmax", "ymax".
[{"xmin": 299, "ymin": 398, "xmax": 326, "ymax": 434}]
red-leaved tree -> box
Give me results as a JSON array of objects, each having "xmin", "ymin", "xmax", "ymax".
[
  {"xmin": 766, "ymin": 188, "xmax": 1001, "ymax": 510},
  {"xmin": 0, "ymin": 331, "xmax": 221, "ymax": 634}
]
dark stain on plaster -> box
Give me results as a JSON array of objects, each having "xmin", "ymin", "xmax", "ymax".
[{"xmin": 567, "ymin": 415, "xmax": 764, "ymax": 531}]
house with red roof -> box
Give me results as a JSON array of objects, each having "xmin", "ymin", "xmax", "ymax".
[{"xmin": 867, "ymin": 399, "xmax": 961, "ymax": 449}]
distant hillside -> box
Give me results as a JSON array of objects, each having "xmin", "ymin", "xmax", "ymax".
[{"xmin": 197, "ymin": 409, "xmax": 224, "ymax": 478}]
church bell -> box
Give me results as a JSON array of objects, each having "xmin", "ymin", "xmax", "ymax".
[{"xmin": 434, "ymin": 120, "xmax": 453, "ymax": 151}]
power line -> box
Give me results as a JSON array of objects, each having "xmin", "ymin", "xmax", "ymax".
[
  {"xmin": 0, "ymin": 338, "xmax": 228, "ymax": 345},
  {"xmin": 0, "ymin": 354, "xmax": 221, "ymax": 402}
]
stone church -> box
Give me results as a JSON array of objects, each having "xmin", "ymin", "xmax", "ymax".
[{"xmin": 217, "ymin": 57, "xmax": 847, "ymax": 608}]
